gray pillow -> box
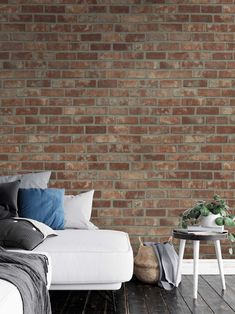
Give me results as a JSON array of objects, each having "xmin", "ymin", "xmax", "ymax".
[
  {"xmin": 0, "ymin": 171, "xmax": 51, "ymax": 189},
  {"xmin": 0, "ymin": 180, "xmax": 21, "ymax": 219},
  {"xmin": 0, "ymin": 219, "xmax": 44, "ymax": 250}
]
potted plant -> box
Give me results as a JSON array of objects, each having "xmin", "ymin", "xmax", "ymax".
[{"xmin": 179, "ymin": 195, "xmax": 235, "ymax": 253}]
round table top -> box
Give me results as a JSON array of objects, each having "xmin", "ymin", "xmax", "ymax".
[{"xmin": 173, "ymin": 229, "xmax": 228, "ymax": 241}]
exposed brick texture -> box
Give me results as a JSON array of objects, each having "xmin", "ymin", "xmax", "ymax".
[{"xmin": 1, "ymin": 1, "xmax": 235, "ymax": 257}]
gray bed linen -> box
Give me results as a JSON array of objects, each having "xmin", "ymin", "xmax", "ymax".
[{"xmin": 0, "ymin": 247, "xmax": 51, "ymax": 314}]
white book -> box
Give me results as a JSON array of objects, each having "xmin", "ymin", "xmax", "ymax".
[{"xmin": 187, "ymin": 225, "xmax": 224, "ymax": 233}]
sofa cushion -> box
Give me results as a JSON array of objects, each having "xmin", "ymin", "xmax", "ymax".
[
  {"xmin": 33, "ymin": 229, "xmax": 133, "ymax": 285},
  {"xmin": 0, "ymin": 180, "xmax": 21, "ymax": 219},
  {"xmin": 64, "ymin": 190, "xmax": 97, "ymax": 230},
  {"xmin": 18, "ymin": 188, "xmax": 64, "ymax": 230},
  {"xmin": 0, "ymin": 171, "xmax": 51, "ymax": 189}
]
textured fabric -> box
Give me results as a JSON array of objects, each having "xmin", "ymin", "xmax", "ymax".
[
  {"xmin": 18, "ymin": 188, "xmax": 64, "ymax": 230},
  {"xmin": 0, "ymin": 180, "xmax": 21, "ymax": 219},
  {"xmin": 144, "ymin": 242, "xmax": 179, "ymax": 290},
  {"xmin": 0, "ymin": 171, "xmax": 51, "ymax": 189},
  {"xmin": 0, "ymin": 219, "xmax": 44, "ymax": 250},
  {"xmin": 64, "ymin": 190, "xmax": 97, "ymax": 229},
  {"xmin": 0, "ymin": 247, "xmax": 51, "ymax": 314}
]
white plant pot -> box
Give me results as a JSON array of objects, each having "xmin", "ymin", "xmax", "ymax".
[{"xmin": 200, "ymin": 212, "xmax": 220, "ymax": 228}]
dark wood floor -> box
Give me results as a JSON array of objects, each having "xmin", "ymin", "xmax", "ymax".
[{"xmin": 50, "ymin": 275, "xmax": 235, "ymax": 314}]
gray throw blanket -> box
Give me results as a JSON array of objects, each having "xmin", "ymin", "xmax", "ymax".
[
  {"xmin": 144, "ymin": 242, "xmax": 179, "ymax": 290},
  {"xmin": 0, "ymin": 247, "xmax": 51, "ymax": 314}
]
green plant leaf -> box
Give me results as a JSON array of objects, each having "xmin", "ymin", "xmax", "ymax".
[
  {"xmin": 228, "ymin": 233, "xmax": 235, "ymax": 242},
  {"xmin": 211, "ymin": 206, "xmax": 221, "ymax": 215},
  {"xmin": 224, "ymin": 217, "xmax": 235, "ymax": 227},
  {"xmin": 215, "ymin": 217, "xmax": 224, "ymax": 226},
  {"xmin": 200, "ymin": 205, "xmax": 210, "ymax": 216}
]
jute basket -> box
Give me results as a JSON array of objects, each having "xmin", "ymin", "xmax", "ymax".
[{"xmin": 134, "ymin": 237, "xmax": 160, "ymax": 284}]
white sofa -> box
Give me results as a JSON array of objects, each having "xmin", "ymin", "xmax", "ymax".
[{"xmin": 0, "ymin": 229, "xmax": 133, "ymax": 313}]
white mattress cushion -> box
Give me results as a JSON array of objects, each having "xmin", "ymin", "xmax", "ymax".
[
  {"xmin": 0, "ymin": 280, "xmax": 23, "ymax": 314},
  {"xmin": 33, "ymin": 230, "xmax": 133, "ymax": 285}
]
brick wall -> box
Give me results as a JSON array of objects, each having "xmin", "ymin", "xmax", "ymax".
[{"xmin": 1, "ymin": 1, "xmax": 235, "ymax": 257}]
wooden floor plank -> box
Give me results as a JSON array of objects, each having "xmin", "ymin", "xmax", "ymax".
[
  {"xmin": 64, "ymin": 291, "xmax": 90, "ymax": 314},
  {"xmin": 203, "ymin": 275, "xmax": 235, "ymax": 312},
  {"xmin": 161, "ymin": 286, "xmax": 192, "ymax": 314},
  {"xmin": 198, "ymin": 276, "xmax": 234, "ymax": 314},
  {"xmin": 126, "ymin": 280, "xmax": 149, "ymax": 314},
  {"xmin": 114, "ymin": 284, "xmax": 128, "ymax": 314},
  {"xmin": 143, "ymin": 284, "xmax": 169, "ymax": 314},
  {"xmin": 178, "ymin": 275, "xmax": 214, "ymax": 314},
  {"xmin": 50, "ymin": 290, "xmax": 71, "ymax": 314}
]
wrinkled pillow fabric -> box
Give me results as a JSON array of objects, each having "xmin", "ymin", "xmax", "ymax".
[
  {"xmin": 0, "ymin": 218, "xmax": 44, "ymax": 250},
  {"xmin": 0, "ymin": 171, "xmax": 51, "ymax": 189},
  {"xmin": 64, "ymin": 190, "xmax": 98, "ymax": 229},
  {"xmin": 13, "ymin": 217, "xmax": 58, "ymax": 239},
  {"xmin": 0, "ymin": 180, "xmax": 21, "ymax": 219},
  {"xmin": 18, "ymin": 188, "xmax": 64, "ymax": 230}
]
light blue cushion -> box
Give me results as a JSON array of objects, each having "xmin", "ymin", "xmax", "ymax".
[{"xmin": 18, "ymin": 188, "xmax": 64, "ymax": 230}]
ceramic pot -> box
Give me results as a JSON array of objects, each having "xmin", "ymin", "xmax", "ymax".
[{"xmin": 200, "ymin": 212, "xmax": 220, "ymax": 227}]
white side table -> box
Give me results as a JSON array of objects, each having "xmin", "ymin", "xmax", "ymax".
[{"xmin": 173, "ymin": 229, "xmax": 228, "ymax": 299}]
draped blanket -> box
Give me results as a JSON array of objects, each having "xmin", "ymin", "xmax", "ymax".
[
  {"xmin": 0, "ymin": 247, "xmax": 51, "ymax": 314},
  {"xmin": 144, "ymin": 242, "xmax": 179, "ymax": 290}
]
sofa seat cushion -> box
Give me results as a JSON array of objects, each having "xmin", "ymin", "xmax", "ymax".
[{"xmin": 33, "ymin": 229, "xmax": 133, "ymax": 285}]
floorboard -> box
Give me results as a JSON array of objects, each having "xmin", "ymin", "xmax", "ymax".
[
  {"xmin": 198, "ymin": 276, "xmax": 234, "ymax": 314},
  {"xmin": 49, "ymin": 276, "xmax": 235, "ymax": 314}
]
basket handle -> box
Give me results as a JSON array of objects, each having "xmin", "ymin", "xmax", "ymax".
[
  {"xmin": 138, "ymin": 236, "xmax": 144, "ymax": 246},
  {"xmin": 168, "ymin": 236, "xmax": 173, "ymax": 244}
]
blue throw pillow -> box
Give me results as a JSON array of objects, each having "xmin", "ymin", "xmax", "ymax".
[{"xmin": 18, "ymin": 188, "xmax": 64, "ymax": 230}]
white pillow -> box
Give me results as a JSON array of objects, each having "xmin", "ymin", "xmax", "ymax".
[
  {"xmin": 0, "ymin": 171, "xmax": 51, "ymax": 189},
  {"xmin": 64, "ymin": 190, "xmax": 98, "ymax": 229}
]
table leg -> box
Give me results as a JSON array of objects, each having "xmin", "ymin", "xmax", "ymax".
[
  {"xmin": 193, "ymin": 240, "xmax": 200, "ymax": 299},
  {"xmin": 214, "ymin": 240, "xmax": 226, "ymax": 290},
  {"xmin": 176, "ymin": 239, "xmax": 186, "ymax": 287}
]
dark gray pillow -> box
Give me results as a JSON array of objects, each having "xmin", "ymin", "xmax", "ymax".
[
  {"xmin": 0, "ymin": 180, "xmax": 21, "ymax": 219},
  {"xmin": 0, "ymin": 219, "xmax": 44, "ymax": 250}
]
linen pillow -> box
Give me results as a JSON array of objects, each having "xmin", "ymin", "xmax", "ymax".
[
  {"xmin": 64, "ymin": 190, "xmax": 98, "ymax": 229},
  {"xmin": 0, "ymin": 171, "xmax": 51, "ymax": 189},
  {"xmin": 0, "ymin": 218, "xmax": 44, "ymax": 250},
  {"xmin": 0, "ymin": 180, "xmax": 21, "ymax": 219},
  {"xmin": 18, "ymin": 188, "xmax": 64, "ymax": 230}
]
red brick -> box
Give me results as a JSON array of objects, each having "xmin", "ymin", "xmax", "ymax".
[
  {"xmin": 81, "ymin": 34, "xmax": 102, "ymax": 41},
  {"xmin": 146, "ymin": 52, "xmax": 166, "ymax": 59},
  {"xmin": 98, "ymin": 80, "xmax": 117, "ymax": 88},
  {"xmin": 110, "ymin": 6, "xmax": 129, "ymax": 13},
  {"xmin": 191, "ymin": 15, "xmax": 212, "ymax": 22},
  {"xmin": 34, "ymin": 15, "xmax": 56, "ymax": 23},
  {"xmin": 21, "ymin": 5, "xmax": 43, "ymax": 13}
]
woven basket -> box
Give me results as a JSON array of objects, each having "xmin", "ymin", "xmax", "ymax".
[{"xmin": 134, "ymin": 237, "xmax": 160, "ymax": 284}]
